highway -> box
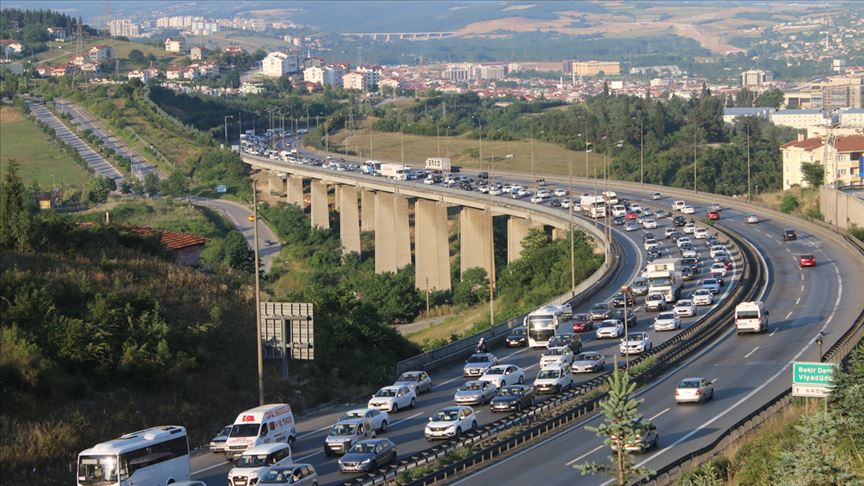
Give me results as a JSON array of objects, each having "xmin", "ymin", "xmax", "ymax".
[{"xmin": 190, "ymin": 160, "xmax": 750, "ymax": 486}]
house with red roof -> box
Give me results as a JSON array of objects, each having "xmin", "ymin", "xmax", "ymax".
[{"xmin": 782, "ymin": 133, "xmax": 864, "ymax": 188}]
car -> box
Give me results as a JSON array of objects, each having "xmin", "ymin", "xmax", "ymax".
[
  {"xmin": 368, "ymin": 386, "xmax": 416, "ymax": 413},
  {"xmin": 709, "ymin": 263, "xmax": 728, "ymax": 277},
  {"xmin": 173, "ymin": 482, "xmax": 208, "ymax": 486},
  {"xmin": 708, "ymin": 203, "xmax": 721, "ymax": 212},
  {"xmin": 681, "ymin": 267, "xmax": 696, "ymax": 281},
  {"xmin": 664, "ymin": 228, "xmax": 677, "ymax": 239},
  {"xmin": 477, "ymin": 171, "xmax": 489, "ymax": 179},
  {"xmin": 655, "ymin": 209, "xmax": 670, "ymax": 218},
  {"xmin": 534, "ymin": 363, "xmax": 574, "ymax": 394},
  {"xmin": 676, "ymin": 236, "xmax": 692, "ymax": 248},
  {"xmin": 257, "ymin": 464, "xmax": 318, "ymax": 486},
  {"xmin": 782, "ymin": 228, "xmax": 798, "ymax": 241},
  {"xmin": 653, "ymin": 312, "xmax": 681, "ymax": 331},
  {"xmin": 480, "ymin": 364, "xmax": 525, "ymax": 389},
  {"xmin": 641, "ymin": 219, "xmax": 657, "ymax": 229},
  {"xmin": 338, "ymin": 438, "xmax": 397, "ymax": 473},
  {"xmin": 683, "ymin": 223, "xmax": 696, "ymax": 235},
  {"xmin": 536, "ymin": 178, "xmax": 546, "ymax": 187},
  {"xmin": 624, "ymin": 221, "xmax": 640, "ymax": 232},
  {"xmin": 425, "ymin": 406, "xmax": 478, "ymax": 439},
  {"xmin": 674, "ymin": 300, "xmax": 697, "ymax": 318},
  {"xmin": 611, "ymin": 292, "xmax": 636, "ymax": 308},
  {"xmin": 680, "ymin": 257, "xmax": 700, "ymax": 272},
  {"xmin": 629, "ymin": 203, "xmax": 643, "ymax": 213},
  {"xmin": 682, "ymin": 205, "xmax": 696, "ymax": 215},
  {"xmin": 799, "ymin": 254, "xmax": 816, "ymax": 267},
  {"xmin": 247, "ymin": 214, "xmax": 256, "ymax": 221},
  {"xmin": 571, "ymin": 313, "xmax": 594, "ymax": 332},
  {"xmin": 709, "ymin": 245, "xmax": 728, "ymax": 258},
  {"xmin": 613, "ymin": 422, "xmax": 658, "ymax": 453},
  {"xmin": 746, "ymin": 214, "xmax": 759, "ymax": 224},
  {"xmin": 675, "ymin": 378, "xmax": 715, "ymax": 404},
  {"xmin": 694, "ymin": 228, "xmax": 709, "ymax": 239},
  {"xmin": 716, "ymin": 256, "xmax": 734, "ymax": 271},
  {"xmin": 229, "ymin": 443, "xmax": 294, "ymax": 486},
  {"xmin": 681, "ymin": 248, "xmax": 698, "ymax": 259},
  {"xmin": 672, "ymin": 215, "xmax": 687, "ymax": 227},
  {"xmin": 572, "ymin": 352, "xmax": 606, "ymax": 373},
  {"xmin": 490, "ymin": 384, "xmax": 536, "ymax": 412},
  {"xmin": 505, "ymin": 326, "xmax": 529, "ymax": 347},
  {"xmin": 209, "ymin": 425, "xmax": 232, "ymax": 453},
  {"xmin": 393, "ymin": 371, "xmax": 432, "ymax": 394},
  {"xmin": 645, "ymin": 293, "xmax": 667, "ymax": 312},
  {"xmin": 692, "ymin": 288, "xmax": 714, "ymax": 306},
  {"xmin": 651, "ymin": 192, "xmax": 662, "ymax": 200},
  {"xmin": 700, "ymin": 278, "xmax": 722, "ymax": 294},
  {"xmin": 463, "ymin": 353, "xmax": 499, "ymax": 377},
  {"xmin": 706, "ymin": 210, "xmax": 720, "ymax": 220},
  {"xmin": 589, "ymin": 302, "xmax": 611, "ymax": 321},
  {"xmin": 454, "ymin": 380, "xmax": 497, "ymax": 405},
  {"xmin": 610, "ymin": 308, "xmax": 636, "ymax": 326},
  {"xmin": 620, "ymin": 332, "xmax": 653, "ymax": 355},
  {"xmin": 611, "ymin": 215, "xmax": 626, "ymax": 226},
  {"xmin": 611, "ymin": 205, "xmax": 627, "ymax": 217},
  {"xmin": 630, "ymin": 278, "xmax": 650, "ymax": 296},
  {"xmin": 625, "ymin": 211, "xmax": 639, "ymax": 221},
  {"xmin": 324, "ymin": 418, "xmax": 376, "ymax": 456},
  {"xmin": 553, "ymin": 188, "xmax": 568, "ymax": 197},
  {"xmin": 340, "ymin": 408, "xmax": 390, "ymax": 433},
  {"xmin": 595, "ymin": 319, "xmax": 625, "ymax": 339},
  {"xmin": 540, "ymin": 346, "xmax": 575, "ymax": 368},
  {"xmin": 547, "ymin": 333, "xmax": 583, "ymax": 353}
]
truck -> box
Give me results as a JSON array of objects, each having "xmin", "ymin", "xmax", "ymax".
[
  {"xmin": 645, "ymin": 259, "xmax": 682, "ymax": 303},
  {"xmin": 361, "ymin": 160, "xmax": 382, "ymax": 175},
  {"xmin": 735, "ymin": 301, "xmax": 768, "ymax": 334},
  {"xmin": 579, "ymin": 195, "xmax": 606, "ymax": 218},
  {"xmin": 602, "ymin": 191, "xmax": 619, "ymax": 205},
  {"xmin": 379, "ymin": 163, "xmax": 411, "ymax": 180},
  {"xmin": 425, "ymin": 157, "xmax": 452, "ymax": 173}
]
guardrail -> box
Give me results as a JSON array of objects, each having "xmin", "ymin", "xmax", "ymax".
[{"xmin": 342, "ymin": 226, "xmax": 759, "ymax": 486}]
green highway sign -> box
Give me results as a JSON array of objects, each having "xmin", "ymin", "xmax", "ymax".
[{"xmin": 792, "ymin": 361, "xmax": 835, "ymax": 398}]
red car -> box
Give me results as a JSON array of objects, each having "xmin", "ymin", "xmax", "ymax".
[
  {"xmin": 625, "ymin": 212, "xmax": 639, "ymax": 221},
  {"xmin": 706, "ymin": 211, "xmax": 720, "ymax": 220},
  {"xmin": 799, "ymin": 254, "xmax": 816, "ymax": 267},
  {"xmin": 571, "ymin": 313, "xmax": 593, "ymax": 333}
]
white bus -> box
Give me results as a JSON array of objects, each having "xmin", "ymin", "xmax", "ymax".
[
  {"xmin": 77, "ymin": 426, "xmax": 190, "ymax": 486},
  {"xmin": 524, "ymin": 305, "xmax": 569, "ymax": 347}
]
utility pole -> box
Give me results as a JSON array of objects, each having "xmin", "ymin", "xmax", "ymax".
[
  {"xmin": 639, "ymin": 116, "xmax": 644, "ymax": 186},
  {"xmin": 478, "ymin": 117, "xmax": 483, "ymax": 171},
  {"xmin": 487, "ymin": 146, "xmax": 495, "ymax": 335},
  {"xmin": 530, "ymin": 125, "xmax": 535, "ymax": 186},
  {"xmin": 569, "ymin": 157, "xmax": 575, "ymax": 296},
  {"xmin": 252, "ymin": 182, "xmax": 265, "ymax": 406},
  {"xmin": 224, "ymin": 114, "xmax": 233, "ymax": 145},
  {"xmin": 693, "ymin": 122, "xmax": 698, "ymax": 193},
  {"xmin": 747, "ymin": 120, "xmax": 752, "ymax": 203}
]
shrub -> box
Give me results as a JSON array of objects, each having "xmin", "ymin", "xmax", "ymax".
[{"xmin": 779, "ymin": 193, "xmax": 800, "ymax": 213}]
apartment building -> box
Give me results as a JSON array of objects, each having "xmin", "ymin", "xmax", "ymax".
[
  {"xmin": 164, "ymin": 38, "xmax": 186, "ymax": 53},
  {"xmin": 304, "ymin": 65, "xmax": 344, "ymax": 87},
  {"xmin": 839, "ymin": 108, "xmax": 864, "ymax": 128},
  {"xmin": 740, "ymin": 69, "xmax": 773, "ymax": 88},
  {"xmin": 442, "ymin": 65, "xmax": 468, "ymax": 82},
  {"xmin": 722, "ymin": 107, "xmax": 771, "ymax": 124},
  {"xmin": 108, "ymin": 19, "xmax": 139, "ymax": 38},
  {"xmin": 822, "ymin": 76, "xmax": 863, "ymax": 109},
  {"xmin": 769, "ymin": 109, "xmax": 830, "ymax": 130},
  {"xmin": 564, "ymin": 60, "xmax": 621, "ymax": 77},
  {"xmin": 782, "ymin": 133, "xmax": 864, "ymax": 188},
  {"xmin": 262, "ymin": 52, "xmax": 300, "ymax": 77}
]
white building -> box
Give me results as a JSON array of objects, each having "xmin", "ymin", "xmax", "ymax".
[
  {"xmin": 781, "ymin": 133, "xmax": 864, "ymax": 189},
  {"xmin": 343, "ymin": 71, "xmax": 365, "ymax": 91},
  {"xmin": 241, "ymin": 82, "xmax": 265, "ymax": 95},
  {"xmin": 262, "ymin": 52, "xmax": 299, "ymax": 77},
  {"xmin": 478, "ymin": 65, "xmax": 506, "ymax": 80},
  {"xmin": 442, "ymin": 65, "xmax": 468, "ymax": 82},
  {"xmin": 722, "ymin": 107, "xmax": 771, "ymax": 124},
  {"xmin": 128, "ymin": 69, "xmax": 152, "ymax": 83},
  {"xmin": 740, "ymin": 69, "xmax": 773, "ymax": 88},
  {"xmin": 839, "ymin": 109, "xmax": 864, "ymax": 128},
  {"xmin": 108, "ymin": 19, "xmax": 140, "ymax": 38},
  {"xmin": 769, "ymin": 109, "xmax": 830, "ymax": 130},
  {"xmin": 165, "ymin": 38, "xmax": 185, "ymax": 53},
  {"xmin": 304, "ymin": 65, "xmax": 344, "ymax": 87}
]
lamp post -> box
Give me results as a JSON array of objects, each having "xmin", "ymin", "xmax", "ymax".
[
  {"xmin": 746, "ymin": 118, "xmax": 752, "ymax": 203},
  {"xmin": 621, "ymin": 285, "xmax": 630, "ymax": 362},
  {"xmin": 569, "ymin": 157, "xmax": 576, "ymax": 296},
  {"xmin": 633, "ymin": 114, "xmax": 645, "ymax": 186},
  {"xmin": 223, "ymin": 114, "xmax": 234, "ymax": 146},
  {"xmin": 816, "ymin": 332, "xmax": 824, "ymax": 361}
]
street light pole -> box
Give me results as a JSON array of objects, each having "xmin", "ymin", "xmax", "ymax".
[
  {"xmin": 530, "ymin": 125, "xmax": 535, "ymax": 187},
  {"xmin": 693, "ymin": 122, "xmax": 698, "ymax": 194},
  {"xmin": 224, "ymin": 114, "xmax": 233, "ymax": 145},
  {"xmin": 747, "ymin": 120, "xmax": 752, "ymax": 204},
  {"xmin": 621, "ymin": 285, "xmax": 630, "ymax": 362},
  {"xmin": 569, "ymin": 157, "xmax": 576, "ymax": 296},
  {"xmin": 639, "ymin": 116, "xmax": 644, "ymax": 186},
  {"xmin": 252, "ymin": 181, "xmax": 265, "ymax": 406}
]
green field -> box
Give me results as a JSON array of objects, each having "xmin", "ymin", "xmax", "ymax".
[
  {"xmin": 35, "ymin": 39, "xmax": 182, "ymax": 65},
  {"xmin": 0, "ymin": 105, "xmax": 91, "ymax": 188}
]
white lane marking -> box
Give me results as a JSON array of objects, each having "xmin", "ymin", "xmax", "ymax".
[
  {"xmin": 785, "ymin": 248, "xmax": 791, "ymax": 253},
  {"xmin": 769, "ymin": 328, "xmax": 778, "ymax": 337},
  {"xmin": 297, "ymin": 425, "xmax": 331, "ymax": 439},
  {"xmin": 296, "ymin": 450, "xmax": 323, "ymax": 461},
  {"xmin": 794, "ymin": 297, "xmax": 801, "ymax": 305},
  {"xmin": 388, "ymin": 412, "xmax": 423, "ymax": 428},
  {"xmin": 800, "ymin": 273, "xmax": 804, "ymax": 281},
  {"xmin": 192, "ymin": 460, "xmax": 230, "ymax": 475},
  {"xmin": 501, "ymin": 347, "xmax": 531, "ymax": 361},
  {"xmin": 744, "ymin": 346, "xmax": 759, "ymax": 359},
  {"xmin": 433, "ymin": 375, "xmax": 461, "ymax": 390},
  {"xmin": 565, "ymin": 445, "xmax": 605, "ymax": 466},
  {"xmin": 649, "ymin": 408, "xmax": 670, "ymax": 421},
  {"xmin": 800, "ymin": 284, "xmax": 805, "ymax": 292},
  {"xmin": 785, "ymin": 311, "xmax": 793, "ymax": 320}
]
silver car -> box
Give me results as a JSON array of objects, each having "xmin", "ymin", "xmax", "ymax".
[
  {"xmin": 572, "ymin": 352, "xmax": 606, "ymax": 373},
  {"xmin": 257, "ymin": 464, "xmax": 318, "ymax": 486},
  {"xmin": 463, "ymin": 353, "xmax": 498, "ymax": 377},
  {"xmin": 454, "ymin": 380, "xmax": 497, "ymax": 405},
  {"xmin": 393, "ymin": 371, "xmax": 433, "ymax": 394}
]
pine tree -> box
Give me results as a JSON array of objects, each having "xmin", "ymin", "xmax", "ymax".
[
  {"xmin": 829, "ymin": 344, "xmax": 864, "ymax": 462},
  {"xmin": 0, "ymin": 159, "xmax": 32, "ymax": 251},
  {"xmin": 575, "ymin": 360, "xmax": 654, "ymax": 484},
  {"xmin": 778, "ymin": 410, "xmax": 859, "ymax": 485}
]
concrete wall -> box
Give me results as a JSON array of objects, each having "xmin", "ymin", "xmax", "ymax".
[{"xmin": 820, "ymin": 186, "xmax": 864, "ymax": 231}]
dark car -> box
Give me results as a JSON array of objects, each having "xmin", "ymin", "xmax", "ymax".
[
  {"xmin": 490, "ymin": 385, "xmax": 536, "ymax": 412},
  {"xmin": 783, "ymin": 228, "xmax": 797, "ymax": 241},
  {"xmin": 338, "ymin": 438, "xmax": 397, "ymax": 473},
  {"xmin": 630, "ymin": 278, "xmax": 650, "ymax": 296},
  {"xmin": 589, "ymin": 302, "xmax": 611, "ymax": 321},
  {"xmin": 505, "ymin": 326, "xmax": 528, "ymax": 348},
  {"xmin": 673, "ymin": 216, "xmax": 687, "ymax": 227},
  {"xmin": 477, "ymin": 171, "xmax": 489, "ymax": 179},
  {"xmin": 609, "ymin": 308, "xmax": 636, "ymax": 326},
  {"xmin": 547, "ymin": 333, "xmax": 583, "ymax": 354},
  {"xmin": 571, "ymin": 313, "xmax": 593, "ymax": 332},
  {"xmin": 680, "ymin": 257, "xmax": 700, "ymax": 272},
  {"xmin": 681, "ymin": 267, "xmax": 696, "ymax": 281},
  {"xmin": 611, "ymin": 292, "xmax": 635, "ymax": 308},
  {"xmin": 612, "ymin": 216, "xmax": 626, "ymax": 226}
]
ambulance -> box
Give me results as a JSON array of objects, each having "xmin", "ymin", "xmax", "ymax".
[{"xmin": 224, "ymin": 404, "xmax": 296, "ymax": 460}]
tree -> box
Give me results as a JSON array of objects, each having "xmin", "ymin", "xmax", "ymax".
[
  {"xmin": 161, "ymin": 171, "xmax": 188, "ymax": 197},
  {"xmin": 222, "ymin": 230, "xmax": 254, "ymax": 272},
  {"xmin": 755, "ymin": 88, "xmax": 785, "ymax": 109},
  {"xmin": 801, "ymin": 162, "xmax": 825, "ymax": 187},
  {"xmin": 829, "ymin": 344, "xmax": 864, "ymax": 453},
  {"xmin": 736, "ymin": 88, "xmax": 755, "ymax": 107},
  {"xmin": 0, "ymin": 159, "xmax": 32, "ymax": 251},
  {"xmin": 778, "ymin": 410, "xmax": 858, "ymax": 485},
  {"xmin": 143, "ymin": 172, "xmax": 161, "ymax": 195},
  {"xmin": 453, "ymin": 267, "xmax": 489, "ymax": 306},
  {"xmin": 128, "ymin": 49, "xmax": 145, "ymax": 65},
  {"xmin": 779, "ymin": 193, "xmax": 800, "ymax": 213},
  {"xmin": 87, "ymin": 176, "xmax": 114, "ymax": 203},
  {"xmin": 575, "ymin": 361, "xmax": 653, "ymax": 485}
]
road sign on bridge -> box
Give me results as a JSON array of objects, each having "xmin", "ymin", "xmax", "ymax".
[
  {"xmin": 260, "ymin": 302, "xmax": 314, "ymax": 362},
  {"xmin": 792, "ymin": 361, "xmax": 835, "ymax": 398}
]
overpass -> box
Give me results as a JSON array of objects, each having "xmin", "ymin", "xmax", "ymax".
[
  {"xmin": 341, "ymin": 31, "xmax": 456, "ymax": 41},
  {"xmin": 243, "ymin": 153, "xmax": 608, "ymax": 293}
]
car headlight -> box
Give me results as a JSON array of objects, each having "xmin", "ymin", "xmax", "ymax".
[{"xmin": 361, "ymin": 458, "xmax": 372, "ymax": 464}]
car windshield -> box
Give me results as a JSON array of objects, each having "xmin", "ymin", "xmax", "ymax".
[
  {"xmin": 230, "ymin": 423, "xmax": 260, "ymax": 438},
  {"xmin": 629, "ymin": 334, "xmax": 647, "ymax": 341},
  {"xmin": 375, "ymin": 388, "xmax": 397, "ymax": 397},
  {"xmin": 434, "ymin": 410, "xmax": 461, "ymax": 421},
  {"xmin": 260, "ymin": 469, "xmax": 295, "ymax": 484},
  {"xmin": 678, "ymin": 379, "xmax": 701, "ymax": 388},
  {"xmin": 704, "ymin": 279, "xmax": 718, "ymax": 285},
  {"xmin": 695, "ymin": 289, "xmax": 710, "ymax": 296},
  {"xmin": 461, "ymin": 382, "xmax": 484, "ymax": 391},
  {"xmin": 573, "ymin": 314, "xmax": 590, "ymax": 321},
  {"xmin": 657, "ymin": 313, "xmax": 675, "ymax": 320},
  {"xmin": 237, "ymin": 454, "xmax": 270, "ymax": 468},
  {"xmin": 677, "ymin": 301, "xmax": 692, "ymax": 307},
  {"xmin": 537, "ymin": 369, "xmax": 561, "ymax": 379},
  {"xmin": 342, "ymin": 410, "xmax": 366, "ymax": 420},
  {"xmin": 348, "ymin": 442, "xmax": 379, "ymax": 454},
  {"xmin": 330, "ymin": 423, "xmax": 357, "ymax": 436},
  {"xmin": 78, "ymin": 455, "xmax": 119, "ymax": 484},
  {"xmin": 577, "ymin": 353, "xmax": 599, "ymax": 361},
  {"xmin": 592, "ymin": 304, "xmax": 607, "ymax": 310},
  {"xmin": 467, "ymin": 355, "xmax": 491, "ymax": 364},
  {"xmin": 398, "ymin": 372, "xmax": 420, "ymax": 382},
  {"xmin": 499, "ymin": 387, "xmax": 523, "ymax": 396},
  {"xmin": 485, "ymin": 367, "xmax": 505, "ymax": 375},
  {"xmin": 802, "ymin": 254, "xmax": 814, "ymax": 259},
  {"xmin": 510, "ymin": 327, "xmax": 527, "ymax": 336}
]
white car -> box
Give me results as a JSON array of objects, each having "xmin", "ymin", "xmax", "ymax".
[
  {"xmin": 682, "ymin": 205, "xmax": 696, "ymax": 215},
  {"xmin": 709, "ymin": 203, "xmax": 721, "ymax": 212},
  {"xmin": 619, "ymin": 332, "xmax": 653, "ymax": 355},
  {"xmin": 644, "ymin": 239, "xmax": 660, "ymax": 251},
  {"xmin": 683, "ymin": 223, "xmax": 696, "ymax": 235},
  {"xmin": 425, "ymin": 406, "xmax": 478, "ymax": 440},
  {"xmin": 691, "ymin": 289, "xmax": 714, "ymax": 306},
  {"xmin": 595, "ymin": 319, "xmax": 625, "ymax": 339},
  {"xmin": 642, "ymin": 219, "xmax": 657, "ymax": 229},
  {"xmin": 529, "ymin": 194, "xmax": 544, "ymax": 204},
  {"xmin": 675, "ymin": 377, "xmax": 715, "ymax": 404},
  {"xmin": 676, "ymin": 236, "xmax": 692, "ymax": 248},
  {"xmin": 229, "ymin": 443, "xmax": 293, "ymax": 486},
  {"xmin": 534, "ymin": 364, "xmax": 574, "ymax": 394},
  {"xmin": 681, "ymin": 248, "xmax": 698, "ymax": 259},
  {"xmin": 553, "ymin": 188, "xmax": 568, "ymax": 197},
  {"xmin": 746, "ymin": 214, "xmax": 759, "ymax": 224},
  {"xmin": 464, "ymin": 353, "xmax": 499, "ymax": 377},
  {"xmin": 709, "ymin": 263, "xmax": 728, "ymax": 277},
  {"xmin": 673, "ymin": 300, "xmax": 697, "ymax": 318},
  {"xmin": 611, "ymin": 205, "xmax": 627, "ymax": 217},
  {"xmin": 480, "ymin": 364, "xmax": 525, "ymax": 389},
  {"xmin": 339, "ymin": 408, "xmax": 390, "ymax": 433},
  {"xmin": 540, "ymin": 347, "xmax": 575, "ymax": 368},
  {"xmin": 651, "ymin": 192, "xmax": 662, "ymax": 200},
  {"xmin": 368, "ymin": 385, "xmax": 416, "ymax": 413},
  {"xmin": 672, "ymin": 200, "xmax": 686, "ymax": 211},
  {"xmin": 693, "ymin": 228, "xmax": 708, "ymax": 239},
  {"xmin": 653, "ymin": 312, "xmax": 681, "ymax": 331},
  {"xmin": 700, "ymin": 278, "xmax": 722, "ymax": 294},
  {"xmin": 709, "ymin": 245, "xmax": 727, "ymax": 258},
  {"xmin": 644, "ymin": 293, "xmax": 667, "ymax": 312},
  {"xmin": 629, "ymin": 204, "xmax": 642, "ymax": 212}
]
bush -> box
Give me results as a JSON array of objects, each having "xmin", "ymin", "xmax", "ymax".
[
  {"xmin": 850, "ymin": 224, "xmax": 864, "ymax": 242},
  {"xmin": 779, "ymin": 193, "xmax": 800, "ymax": 213}
]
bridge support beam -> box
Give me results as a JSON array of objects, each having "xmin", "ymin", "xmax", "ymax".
[
  {"xmin": 361, "ymin": 190, "xmax": 376, "ymax": 232},
  {"xmin": 339, "ymin": 186, "xmax": 361, "ymax": 255},
  {"xmin": 286, "ymin": 175, "xmax": 304, "ymax": 207},
  {"xmin": 310, "ymin": 180, "xmax": 329, "ymax": 229},
  {"xmin": 460, "ymin": 207, "xmax": 494, "ymax": 281},
  {"xmin": 375, "ymin": 193, "xmax": 411, "ymax": 273},
  {"xmin": 552, "ymin": 226, "xmax": 567, "ymax": 240},
  {"xmin": 334, "ymin": 185, "xmax": 341, "ymax": 211},
  {"xmin": 415, "ymin": 200, "xmax": 451, "ymax": 292},
  {"xmin": 507, "ymin": 216, "xmax": 542, "ymax": 263}
]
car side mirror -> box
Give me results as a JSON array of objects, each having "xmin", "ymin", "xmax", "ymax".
[
  {"xmin": 765, "ymin": 311, "xmax": 770, "ymax": 315},
  {"xmin": 428, "ymin": 417, "xmax": 433, "ymax": 422}
]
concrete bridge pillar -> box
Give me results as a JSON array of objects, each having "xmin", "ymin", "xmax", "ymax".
[
  {"xmin": 339, "ymin": 186, "xmax": 361, "ymax": 255},
  {"xmin": 361, "ymin": 190, "xmax": 376, "ymax": 232},
  {"xmin": 507, "ymin": 216, "xmax": 541, "ymax": 263},
  {"xmin": 334, "ymin": 185, "xmax": 342, "ymax": 211},
  {"xmin": 375, "ymin": 193, "xmax": 411, "ymax": 273},
  {"xmin": 415, "ymin": 200, "xmax": 451, "ymax": 292},
  {"xmin": 286, "ymin": 174, "xmax": 304, "ymax": 207},
  {"xmin": 552, "ymin": 226, "xmax": 567, "ymax": 240},
  {"xmin": 460, "ymin": 207, "xmax": 494, "ymax": 281},
  {"xmin": 310, "ymin": 180, "xmax": 329, "ymax": 229}
]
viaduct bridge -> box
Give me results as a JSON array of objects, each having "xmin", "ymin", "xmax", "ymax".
[{"xmin": 341, "ymin": 31, "xmax": 456, "ymax": 41}]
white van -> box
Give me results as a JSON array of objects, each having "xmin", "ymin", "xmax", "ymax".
[
  {"xmin": 228, "ymin": 443, "xmax": 293, "ymax": 486},
  {"xmin": 225, "ymin": 404, "xmax": 296, "ymax": 459},
  {"xmin": 672, "ymin": 200, "xmax": 686, "ymax": 211},
  {"xmin": 735, "ymin": 301, "xmax": 769, "ymax": 334},
  {"xmin": 602, "ymin": 191, "xmax": 619, "ymax": 205}
]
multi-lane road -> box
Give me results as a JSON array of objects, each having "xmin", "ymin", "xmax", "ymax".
[{"xmin": 193, "ymin": 156, "xmax": 836, "ymax": 485}]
